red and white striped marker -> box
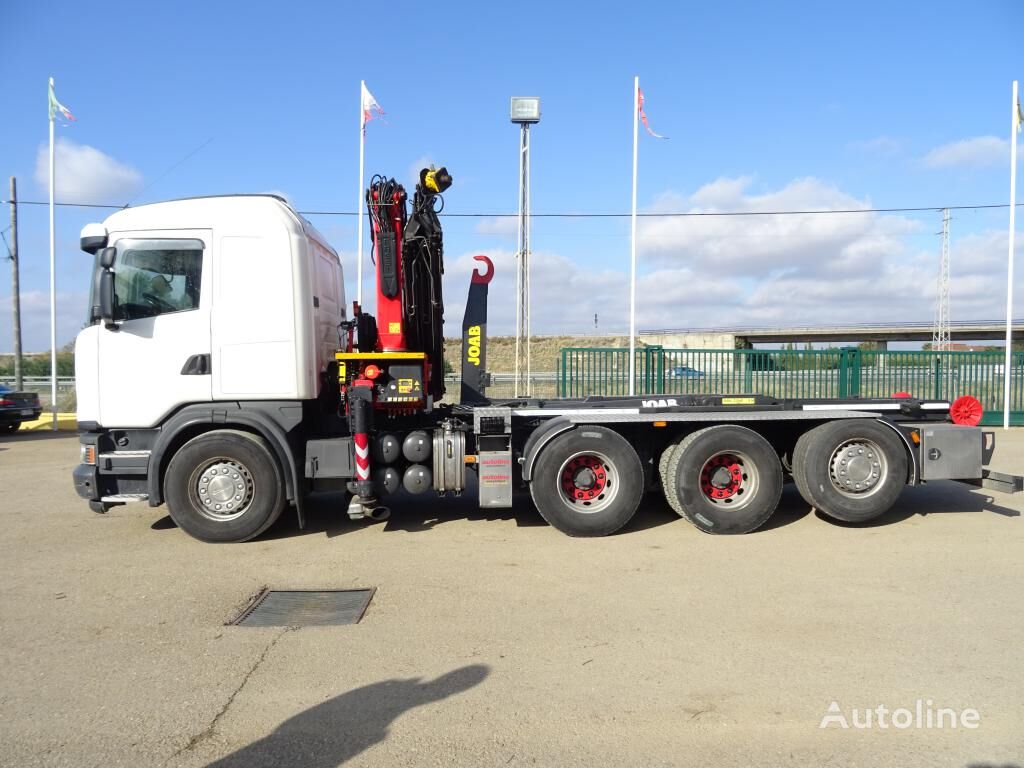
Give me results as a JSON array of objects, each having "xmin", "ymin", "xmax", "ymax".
[{"xmin": 354, "ymin": 433, "xmax": 370, "ymax": 481}]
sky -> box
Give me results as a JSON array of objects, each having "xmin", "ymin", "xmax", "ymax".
[{"xmin": 0, "ymin": 0, "xmax": 1022, "ymax": 352}]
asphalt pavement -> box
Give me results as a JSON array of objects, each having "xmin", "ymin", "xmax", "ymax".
[{"xmin": 1, "ymin": 429, "xmax": 1022, "ymax": 767}]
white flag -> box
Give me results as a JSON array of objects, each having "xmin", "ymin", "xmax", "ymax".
[{"xmin": 361, "ymin": 83, "xmax": 384, "ymax": 131}]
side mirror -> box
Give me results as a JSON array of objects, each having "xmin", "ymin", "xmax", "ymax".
[
  {"xmin": 99, "ymin": 270, "xmax": 116, "ymax": 329},
  {"xmin": 98, "ymin": 247, "xmax": 116, "ymax": 270},
  {"xmin": 80, "ymin": 223, "xmax": 108, "ymax": 254}
]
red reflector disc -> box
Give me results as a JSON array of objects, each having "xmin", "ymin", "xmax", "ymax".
[
  {"xmin": 949, "ymin": 395, "xmax": 983, "ymax": 426},
  {"xmin": 892, "ymin": 391, "xmax": 911, "ymax": 399}
]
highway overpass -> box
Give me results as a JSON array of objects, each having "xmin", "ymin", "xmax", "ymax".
[{"xmin": 638, "ymin": 320, "xmax": 1024, "ymax": 349}]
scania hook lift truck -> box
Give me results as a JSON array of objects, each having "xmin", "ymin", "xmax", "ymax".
[{"xmin": 72, "ymin": 168, "xmax": 1020, "ymax": 542}]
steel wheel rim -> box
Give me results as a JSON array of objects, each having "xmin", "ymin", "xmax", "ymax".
[
  {"xmin": 828, "ymin": 438, "xmax": 888, "ymax": 498},
  {"xmin": 556, "ymin": 450, "xmax": 618, "ymax": 514},
  {"xmin": 699, "ymin": 450, "xmax": 759, "ymax": 510},
  {"xmin": 189, "ymin": 456, "xmax": 255, "ymax": 522}
]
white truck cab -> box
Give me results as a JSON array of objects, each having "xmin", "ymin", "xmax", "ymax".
[
  {"xmin": 73, "ymin": 195, "xmax": 347, "ymax": 538},
  {"xmin": 76, "ymin": 195, "xmax": 344, "ymax": 428}
]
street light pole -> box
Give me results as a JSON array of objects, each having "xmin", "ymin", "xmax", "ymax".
[{"xmin": 510, "ymin": 97, "xmax": 540, "ymax": 399}]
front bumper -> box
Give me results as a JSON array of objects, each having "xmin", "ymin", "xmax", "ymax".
[
  {"xmin": 0, "ymin": 408, "xmax": 42, "ymax": 423},
  {"xmin": 73, "ymin": 463, "xmax": 99, "ymax": 501}
]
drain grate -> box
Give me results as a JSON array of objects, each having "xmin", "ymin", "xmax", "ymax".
[{"xmin": 229, "ymin": 588, "xmax": 375, "ymax": 627}]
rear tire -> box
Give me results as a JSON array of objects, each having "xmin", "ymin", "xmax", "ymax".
[
  {"xmin": 658, "ymin": 438, "xmax": 686, "ymax": 517},
  {"xmin": 2, "ymin": 422, "xmax": 20, "ymax": 433},
  {"xmin": 792, "ymin": 420, "xmax": 907, "ymax": 524},
  {"xmin": 164, "ymin": 430, "xmax": 286, "ymax": 543},
  {"xmin": 529, "ymin": 426, "xmax": 644, "ymax": 537},
  {"xmin": 667, "ymin": 425, "xmax": 783, "ymax": 534}
]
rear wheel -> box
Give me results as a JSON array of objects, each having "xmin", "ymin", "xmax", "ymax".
[
  {"xmin": 666, "ymin": 425, "xmax": 783, "ymax": 534},
  {"xmin": 164, "ymin": 430, "xmax": 286, "ymax": 543},
  {"xmin": 658, "ymin": 438, "xmax": 685, "ymax": 516},
  {"xmin": 2, "ymin": 422, "xmax": 20, "ymax": 433},
  {"xmin": 529, "ymin": 426, "xmax": 644, "ymax": 537},
  {"xmin": 792, "ymin": 420, "xmax": 907, "ymax": 524}
]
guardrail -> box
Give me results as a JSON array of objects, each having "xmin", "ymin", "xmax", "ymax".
[{"xmin": 0, "ymin": 377, "xmax": 77, "ymax": 409}]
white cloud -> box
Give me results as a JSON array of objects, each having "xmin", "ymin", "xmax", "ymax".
[
  {"xmin": 34, "ymin": 138, "xmax": 142, "ymax": 204},
  {"xmin": 334, "ymin": 176, "xmax": 1023, "ymax": 343},
  {"xmin": 438, "ymin": 177, "xmax": 1024, "ymax": 336},
  {"xmin": 922, "ymin": 136, "xmax": 1008, "ymax": 169},
  {"xmin": 638, "ymin": 176, "xmax": 917, "ymax": 278},
  {"xmin": 0, "ymin": 290, "xmax": 89, "ymax": 353},
  {"xmin": 474, "ymin": 216, "xmax": 519, "ymax": 237}
]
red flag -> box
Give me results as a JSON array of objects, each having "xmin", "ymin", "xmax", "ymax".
[{"xmin": 638, "ymin": 89, "xmax": 667, "ymax": 139}]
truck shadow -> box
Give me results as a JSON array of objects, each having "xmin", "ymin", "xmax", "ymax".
[
  {"xmin": 154, "ymin": 480, "xmax": 1013, "ymax": 540},
  {"xmin": 203, "ymin": 664, "xmax": 489, "ymax": 767},
  {"xmin": 814, "ymin": 481, "xmax": 1020, "ymax": 528},
  {"xmin": 261, "ymin": 476, "xmax": 679, "ymax": 540},
  {"xmin": 259, "ymin": 481, "xmax": 549, "ymax": 541},
  {"xmin": 759, "ymin": 486, "xmax": 815, "ymax": 531}
]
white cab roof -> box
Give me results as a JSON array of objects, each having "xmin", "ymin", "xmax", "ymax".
[{"xmin": 98, "ymin": 195, "xmax": 337, "ymax": 257}]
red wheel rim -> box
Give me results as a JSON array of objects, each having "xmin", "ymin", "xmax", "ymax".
[
  {"xmin": 700, "ymin": 453, "xmax": 744, "ymax": 500},
  {"xmin": 560, "ymin": 454, "xmax": 609, "ymax": 502}
]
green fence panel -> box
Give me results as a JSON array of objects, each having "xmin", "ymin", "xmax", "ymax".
[{"xmin": 558, "ymin": 346, "xmax": 1024, "ymax": 424}]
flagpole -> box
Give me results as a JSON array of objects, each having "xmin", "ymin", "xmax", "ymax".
[
  {"xmin": 628, "ymin": 75, "xmax": 639, "ymax": 397},
  {"xmin": 1004, "ymin": 79, "xmax": 1019, "ymax": 430},
  {"xmin": 356, "ymin": 80, "xmax": 367, "ymax": 309},
  {"xmin": 48, "ymin": 78, "xmax": 57, "ymax": 431}
]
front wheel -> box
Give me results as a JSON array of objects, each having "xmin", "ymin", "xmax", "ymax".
[
  {"xmin": 529, "ymin": 426, "xmax": 644, "ymax": 537},
  {"xmin": 164, "ymin": 430, "xmax": 286, "ymax": 542},
  {"xmin": 792, "ymin": 420, "xmax": 907, "ymax": 524}
]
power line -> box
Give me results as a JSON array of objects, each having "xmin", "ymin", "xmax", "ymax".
[
  {"xmin": 3, "ymin": 199, "xmax": 1023, "ymax": 218},
  {"xmin": 5, "ymin": 200, "xmax": 125, "ymax": 209},
  {"xmin": 123, "ymin": 136, "xmax": 216, "ymax": 206}
]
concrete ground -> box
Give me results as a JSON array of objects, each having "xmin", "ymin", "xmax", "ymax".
[{"xmin": 1, "ymin": 430, "xmax": 1022, "ymax": 768}]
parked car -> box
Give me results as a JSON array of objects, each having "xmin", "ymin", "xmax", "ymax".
[
  {"xmin": 668, "ymin": 366, "xmax": 705, "ymax": 379},
  {"xmin": 0, "ymin": 384, "xmax": 42, "ymax": 433}
]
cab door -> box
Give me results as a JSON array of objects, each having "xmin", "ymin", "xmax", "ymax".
[{"xmin": 96, "ymin": 231, "xmax": 213, "ymax": 428}]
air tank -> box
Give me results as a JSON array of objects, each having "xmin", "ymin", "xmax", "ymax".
[
  {"xmin": 402, "ymin": 430, "xmax": 432, "ymax": 463},
  {"xmin": 403, "ymin": 464, "xmax": 432, "ymax": 494},
  {"xmin": 373, "ymin": 466, "xmax": 401, "ymax": 496},
  {"xmin": 372, "ymin": 433, "xmax": 401, "ymax": 465}
]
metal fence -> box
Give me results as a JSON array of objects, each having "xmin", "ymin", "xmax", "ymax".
[
  {"xmin": 442, "ymin": 373, "xmax": 559, "ymax": 403},
  {"xmin": 14, "ymin": 355, "xmax": 1022, "ymax": 425},
  {"xmin": 558, "ymin": 347, "xmax": 1024, "ymax": 426}
]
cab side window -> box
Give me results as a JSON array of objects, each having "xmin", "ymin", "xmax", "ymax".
[{"xmin": 112, "ymin": 239, "xmax": 203, "ymax": 322}]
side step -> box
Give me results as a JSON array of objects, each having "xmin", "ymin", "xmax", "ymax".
[{"xmin": 91, "ymin": 493, "xmax": 150, "ymax": 514}]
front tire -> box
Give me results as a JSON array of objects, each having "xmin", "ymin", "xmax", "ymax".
[
  {"xmin": 792, "ymin": 420, "xmax": 907, "ymax": 524},
  {"xmin": 164, "ymin": 430, "xmax": 286, "ymax": 543},
  {"xmin": 667, "ymin": 425, "xmax": 783, "ymax": 534},
  {"xmin": 529, "ymin": 426, "xmax": 644, "ymax": 537}
]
